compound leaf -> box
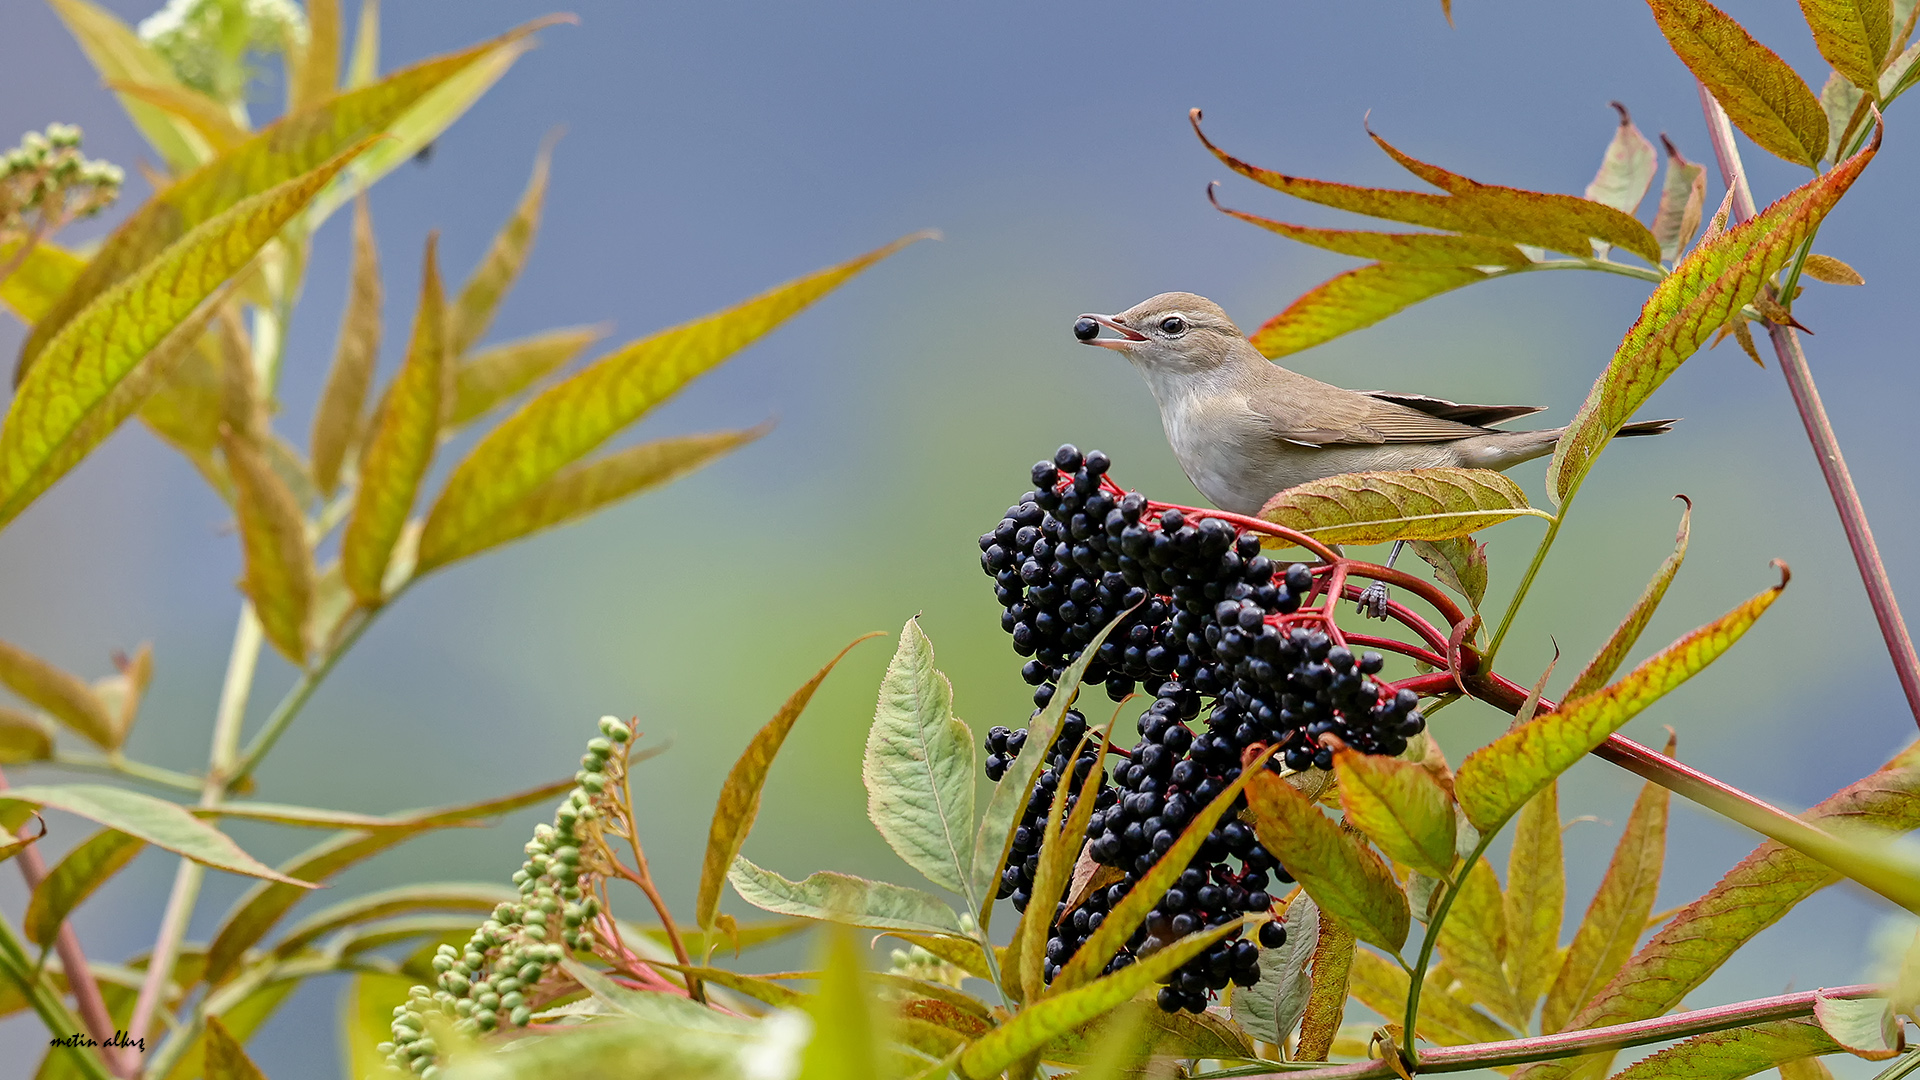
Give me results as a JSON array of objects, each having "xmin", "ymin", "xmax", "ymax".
[{"xmin": 1437, "ymin": 856, "xmax": 1527, "ymax": 1029}]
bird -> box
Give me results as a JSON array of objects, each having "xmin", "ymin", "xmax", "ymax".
[{"xmin": 1073, "ymin": 291, "xmax": 1675, "ymax": 615}]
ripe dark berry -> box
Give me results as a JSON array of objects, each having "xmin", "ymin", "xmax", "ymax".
[
  {"xmin": 1073, "ymin": 317, "xmax": 1100, "ymax": 341},
  {"xmin": 1258, "ymin": 920, "xmax": 1287, "ymax": 949}
]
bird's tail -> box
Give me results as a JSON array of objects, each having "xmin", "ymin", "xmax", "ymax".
[{"xmin": 1618, "ymin": 418, "xmax": 1680, "ymax": 437}]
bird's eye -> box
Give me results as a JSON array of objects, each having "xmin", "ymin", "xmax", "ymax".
[{"xmin": 1160, "ymin": 316, "xmax": 1188, "ymax": 335}]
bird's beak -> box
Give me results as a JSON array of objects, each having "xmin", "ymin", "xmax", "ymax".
[{"xmin": 1077, "ymin": 313, "xmax": 1147, "ymax": 351}]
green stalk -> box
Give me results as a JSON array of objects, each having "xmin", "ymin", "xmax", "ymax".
[
  {"xmin": 0, "ymin": 915, "xmax": 117, "ymax": 1080},
  {"xmin": 1401, "ymin": 832, "xmax": 1497, "ymax": 1071},
  {"xmin": 1481, "ymin": 508, "xmax": 1566, "ymax": 672},
  {"xmin": 228, "ymin": 602, "xmax": 381, "ymax": 791}
]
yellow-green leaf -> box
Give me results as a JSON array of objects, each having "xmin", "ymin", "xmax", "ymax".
[
  {"xmin": 450, "ymin": 137, "xmax": 554, "ymax": 356},
  {"xmin": 1779, "ymin": 1055, "xmax": 1839, "ymax": 1080},
  {"xmin": 340, "ymin": 972, "xmax": 416, "ymax": 1080},
  {"xmin": 347, "ymin": 0, "xmax": 380, "ymax": 88},
  {"xmin": 141, "ymin": 325, "xmax": 236, "ymax": 496},
  {"xmin": 1652, "ymin": 137, "xmax": 1708, "ymax": 263},
  {"xmin": 0, "ymin": 144, "xmax": 369, "ymax": 532},
  {"xmin": 1568, "ymin": 497, "xmax": 1691, "ymax": 700},
  {"xmin": 448, "ymin": 325, "xmax": 602, "ymax": 427},
  {"xmin": 1208, "ymin": 194, "xmax": 1528, "ymax": 266},
  {"xmin": 271, "ymin": 882, "xmax": 517, "ymax": 959},
  {"xmin": 46, "ymin": 0, "xmax": 211, "ymax": 171},
  {"xmin": 1437, "ymin": 856, "xmax": 1527, "ymax": 1029},
  {"xmin": 1647, "ymin": 0, "xmax": 1828, "ymax": 167},
  {"xmin": 415, "ymin": 233, "xmax": 925, "ymax": 575},
  {"xmin": 1250, "ymin": 262, "xmax": 1492, "ymax": 359},
  {"xmin": 1455, "ymin": 568, "xmax": 1785, "ymax": 833},
  {"xmin": 1298, "ymin": 912, "xmax": 1357, "ymax": 1060},
  {"xmin": 0, "ymin": 818, "xmax": 45, "ymax": 866},
  {"xmin": 204, "ymin": 1015, "xmax": 269, "ymax": 1080},
  {"xmin": 1802, "ymin": 253, "xmax": 1865, "ymax": 284},
  {"xmin": 1505, "ymin": 782, "xmax": 1565, "ymax": 1017},
  {"xmin": 727, "ymin": 857, "xmax": 967, "ymax": 935},
  {"xmin": 0, "ymin": 639, "xmax": 117, "ymax": 748},
  {"xmin": 1260, "ymin": 468, "xmax": 1550, "ymax": 547},
  {"xmin": 1013, "ymin": 717, "xmax": 1109, "ymax": 1003},
  {"xmin": 161, "ymin": 977, "xmax": 299, "ymax": 1080},
  {"xmin": 1414, "ymin": 536, "xmax": 1489, "ymax": 611},
  {"xmin": 221, "ymin": 428, "xmax": 315, "ymax": 666},
  {"xmin": 0, "ymin": 707, "xmax": 55, "ymax": 763},
  {"xmin": 797, "ymin": 925, "xmax": 887, "ymax": 1080},
  {"xmin": 88, "ymin": 641, "xmax": 152, "ymax": 748},
  {"xmin": 864, "ymin": 618, "xmax": 978, "ymax": 899},
  {"xmin": 0, "ymin": 240, "xmax": 85, "ymax": 324},
  {"xmin": 342, "ymin": 234, "xmax": 446, "ymax": 603},
  {"xmin": 102, "ymin": 79, "xmax": 249, "ymax": 154},
  {"xmin": 0, "ymin": 784, "xmax": 313, "ymax": 886},
  {"xmin": 1334, "ymin": 748, "xmax": 1456, "ymax": 878},
  {"xmin": 1547, "ymin": 129, "xmax": 1875, "ymax": 504},
  {"xmin": 24, "ymin": 828, "xmax": 144, "ymax": 948},
  {"xmin": 1349, "ymin": 947, "xmax": 1514, "ymax": 1047},
  {"xmin": 1608, "ymin": 1017, "xmax": 1842, "ymax": 1080},
  {"xmin": 696, "ymin": 634, "xmax": 879, "ymax": 932},
  {"xmin": 1246, "ymin": 768, "xmax": 1410, "ymax": 952},
  {"xmin": 311, "ymin": 195, "xmax": 383, "ymax": 498},
  {"xmin": 292, "ymin": 0, "xmax": 342, "ymax": 110},
  {"xmin": 1585, "ymin": 103, "xmax": 1658, "ymax": 217},
  {"xmin": 1541, "ymin": 750, "xmax": 1671, "ymax": 1033},
  {"xmin": 1800, "ymin": 0, "xmax": 1893, "ymax": 100}
]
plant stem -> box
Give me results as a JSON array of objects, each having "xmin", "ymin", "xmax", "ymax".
[
  {"xmin": 1196, "ymin": 983, "xmax": 1882, "ymax": 1079},
  {"xmin": 47, "ymin": 753, "xmax": 203, "ymax": 794},
  {"xmin": 1400, "ymin": 831, "xmax": 1495, "ymax": 1073},
  {"xmin": 1501, "ymin": 257, "xmax": 1666, "ymax": 285},
  {"xmin": 227, "ymin": 605, "xmax": 377, "ymax": 792},
  {"xmin": 1481, "ymin": 509, "xmax": 1565, "ymax": 672},
  {"xmin": 1694, "ymin": 83, "xmax": 1920, "ymax": 729},
  {"xmin": 0, "ymin": 914, "xmax": 117, "ymax": 1080}
]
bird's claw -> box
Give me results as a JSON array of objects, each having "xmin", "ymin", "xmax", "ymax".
[{"xmin": 1356, "ymin": 582, "xmax": 1391, "ymax": 621}]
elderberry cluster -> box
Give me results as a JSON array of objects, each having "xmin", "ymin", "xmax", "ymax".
[
  {"xmin": 985, "ymin": 709, "xmax": 1116, "ymax": 908},
  {"xmin": 978, "ymin": 445, "xmax": 1428, "ymax": 1013}
]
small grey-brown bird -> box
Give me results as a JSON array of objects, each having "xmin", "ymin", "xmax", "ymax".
[{"xmin": 1074, "ymin": 291, "xmax": 1675, "ymax": 612}]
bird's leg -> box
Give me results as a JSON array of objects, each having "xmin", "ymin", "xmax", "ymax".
[{"xmin": 1356, "ymin": 540, "xmax": 1407, "ymax": 620}]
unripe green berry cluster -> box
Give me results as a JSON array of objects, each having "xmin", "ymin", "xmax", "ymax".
[
  {"xmin": 1, "ymin": 124, "xmax": 123, "ymax": 238},
  {"xmin": 382, "ymin": 716, "xmax": 634, "ymax": 1076}
]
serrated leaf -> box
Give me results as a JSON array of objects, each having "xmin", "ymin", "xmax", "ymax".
[
  {"xmin": 1246, "ymin": 768, "xmax": 1410, "ymax": 952},
  {"xmin": 959, "ymin": 917, "xmax": 1249, "ymax": 1078},
  {"xmin": 292, "ymin": 0, "xmax": 341, "ymax": 110},
  {"xmin": 448, "ymin": 325, "xmax": 602, "ymax": 427},
  {"xmin": 1505, "ymin": 782, "xmax": 1565, "ymax": 1016},
  {"xmin": 24, "ymin": 828, "xmax": 144, "ymax": 948},
  {"xmin": 1232, "ymin": 890, "xmax": 1320, "ymax": 1046},
  {"xmin": 1607, "ymin": 1018, "xmax": 1843, "ymax": 1080},
  {"xmin": 203, "ymin": 775, "xmax": 572, "ymax": 984},
  {"xmin": 46, "ymin": 0, "xmax": 211, "ymax": 171},
  {"xmin": 1261, "ymin": 468, "xmax": 1549, "ymax": 547},
  {"xmin": 341, "ymin": 972, "xmax": 416, "ymax": 1080},
  {"xmin": 1437, "ymin": 856, "xmax": 1527, "ymax": 1029},
  {"xmin": 311, "ymin": 195, "xmax": 382, "ymax": 498},
  {"xmin": 1541, "ymin": 751, "xmax": 1671, "ymax": 1033},
  {"xmin": 0, "ymin": 708, "xmax": 54, "ymax": 763},
  {"xmin": 221, "ymin": 427, "xmax": 315, "ymax": 665},
  {"xmin": 1349, "ymin": 948, "xmax": 1515, "ymax": 1047},
  {"xmin": 1569, "ymin": 498, "xmax": 1691, "ymax": 700},
  {"xmin": 1814, "ymin": 993, "xmax": 1903, "ymax": 1059},
  {"xmin": 16, "ymin": 21, "xmax": 552, "ymax": 380},
  {"xmin": 1652, "ymin": 138, "xmax": 1709, "ymax": 263},
  {"xmin": 101, "ymin": 80, "xmax": 249, "ymax": 154},
  {"xmin": 0, "ymin": 640, "xmax": 117, "ymax": 748},
  {"xmin": 342, "ymin": 234, "xmax": 446, "ymax": 603},
  {"xmin": 1208, "ymin": 196, "xmax": 1528, "ymax": 266},
  {"xmin": 727, "ymin": 857, "xmax": 967, "ymax": 935},
  {"xmin": 797, "ymin": 925, "xmax": 887, "ymax": 1080},
  {"xmin": 863, "ymin": 618, "xmax": 977, "ymax": 898},
  {"xmin": 1012, "ymin": 715, "xmax": 1110, "ymax": 1003},
  {"xmin": 1802, "ymin": 253, "xmax": 1864, "ymax": 284},
  {"xmin": 1250, "ymin": 262, "xmax": 1493, "ymax": 359},
  {"xmin": 1337, "ymin": 748, "xmax": 1457, "ymax": 879},
  {"xmin": 450, "ymin": 138, "xmax": 553, "ymax": 356},
  {"xmin": 697, "ymin": 634, "xmax": 879, "ymax": 932},
  {"xmin": 416, "ymin": 234, "xmax": 924, "ymax": 575},
  {"xmin": 1456, "ymin": 570, "xmax": 1783, "ymax": 833},
  {"xmin": 1649, "ymin": 0, "xmax": 1829, "ymax": 166},
  {"xmin": 0, "ymin": 145, "xmax": 368, "ymax": 532},
  {"xmin": 1298, "ymin": 910, "xmax": 1358, "ymax": 1061},
  {"xmin": 1821, "ymin": 71, "xmax": 1868, "ymax": 163},
  {"xmin": 1414, "ymin": 536, "xmax": 1489, "ymax": 611},
  {"xmin": 1586, "ymin": 104, "xmax": 1658, "ymax": 218},
  {"xmin": 0, "ymin": 784, "xmax": 312, "ymax": 886},
  {"xmin": 1800, "ymin": 0, "xmax": 1892, "ymax": 100},
  {"xmin": 0, "ymin": 240, "xmax": 85, "ymax": 324},
  {"xmin": 272, "ymin": 882, "xmax": 517, "ymax": 958}
]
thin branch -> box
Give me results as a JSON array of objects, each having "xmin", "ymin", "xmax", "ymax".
[
  {"xmin": 0, "ymin": 915, "xmax": 116, "ymax": 1080},
  {"xmin": 47, "ymin": 753, "xmax": 203, "ymax": 794}
]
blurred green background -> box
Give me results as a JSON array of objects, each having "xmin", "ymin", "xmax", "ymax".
[{"xmin": 2, "ymin": 0, "xmax": 1916, "ymax": 1074}]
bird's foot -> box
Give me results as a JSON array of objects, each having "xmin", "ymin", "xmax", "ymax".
[{"xmin": 1356, "ymin": 582, "xmax": 1391, "ymax": 621}]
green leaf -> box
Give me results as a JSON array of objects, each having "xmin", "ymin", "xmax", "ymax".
[
  {"xmin": 221, "ymin": 427, "xmax": 316, "ymax": 666},
  {"xmin": 0, "ymin": 817, "xmax": 46, "ymax": 866},
  {"xmin": 1456, "ymin": 569, "xmax": 1786, "ymax": 833},
  {"xmin": 1334, "ymin": 747, "xmax": 1457, "ymax": 878},
  {"xmin": 1648, "ymin": 0, "xmax": 1829, "ymax": 166},
  {"xmin": 1541, "ymin": 750, "xmax": 1672, "ymax": 1033},
  {"xmin": 797, "ymin": 925, "xmax": 886, "ymax": 1080},
  {"xmin": 160, "ymin": 977, "xmax": 300, "ymax": 1080},
  {"xmin": 1886, "ymin": 40, "xmax": 1920, "ymax": 98},
  {"xmin": 1414, "ymin": 536, "xmax": 1489, "ymax": 612},
  {"xmin": 23, "ymin": 828, "xmax": 144, "ymax": 948},
  {"xmin": 340, "ymin": 972, "xmax": 417, "ymax": 1080},
  {"xmin": 697, "ymin": 634, "xmax": 880, "ymax": 932},
  {"xmin": 1049, "ymin": 747, "xmax": 1279, "ymax": 993},
  {"xmin": 0, "ymin": 784, "xmax": 312, "ymax": 886},
  {"xmin": 1297, "ymin": 909, "xmax": 1357, "ymax": 1061},
  {"xmin": 271, "ymin": 882, "xmax": 516, "ymax": 959},
  {"xmin": 415, "ymin": 233, "xmax": 926, "ymax": 576},
  {"xmin": 1207, "ymin": 191, "xmax": 1528, "ymax": 266},
  {"xmin": 203, "ymin": 775, "xmax": 573, "ymax": 984},
  {"xmin": 1585, "ymin": 104, "xmax": 1658, "ymax": 218},
  {"xmin": 863, "ymin": 618, "xmax": 977, "ymax": 898},
  {"xmin": 448, "ymin": 326, "xmax": 603, "ymax": 428},
  {"xmin": 1568, "ymin": 499, "xmax": 1691, "ymax": 701},
  {"xmin": 1607, "ymin": 1017, "xmax": 1843, "ymax": 1080},
  {"xmin": 16, "ymin": 21, "xmax": 554, "ymax": 380},
  {"xmin": 1043, "ymin": 1004, "xmax": 1255, "ymax": 1067},
  {"xmin": 311, "ymin": 195, "xmax": 383, "ymax": 499},
  {"xmin": 0, "ymin": 240, "xmax": 85, "ymax": 324},
  {"xmin": 1821, "ymin": 71, "xmax": 1869, "ymax": 163},
  {"xmin": 139, "ymin": 326, "xmax": 234, "ymax": 497},
  {"xmin": 1815, "ymin": 993, "xmax": 1903, "ymax": 1059},
  {"xmin": 1260, "ymin": 468, "xmax": 1549, "ymax": 547},
  {"xmin": 0, "ymin": 639, "xmax": 117, "ymax": 749},
  {"xmin": 1349, "ymin": 947, "xmax": 1514, "ymax": 1047},
  {"xmin": 291, "ymin": 0, "xmax": 342, "ymax": 110},
  {"xmin": 1249, "ymin": 262, "xmax": 1492, "ymax": 359},
  {"xmin": 1011, "ymin": 716, "xmax": 1109, "ymax": 1003},
  {"xmin": 1505, "ymin": 782, "xmax": 1565, "ymax": 1017},
  {"xmin": 46, "ymin": 0, "xmax": 211, "ymax": 172},
  {"xmin": 1230, "ymin": 890, "xmax": 1320, "ymax": 1047},
  {"xmin": 959, "ymin": 917, "xmax": 1250, "ymax": 1079},
  {"xmin": 0, "ymin": 707, "xmax": 54, "ymax": 763},
  {"xmin": 203, "ymin": 1015, "xmax": 269, "ymax": 1080},
  {"xmin": 557, "ymin": 958, "xmax": 755, "ymax": 1034},
  {"xmin": 1245, "ymin": 767, "xmax": 1410, "ymax": 952},
  {"xmin": 450, "ymin": 137, "xmax": 554, "ymax": 356},
  {"xmin": 1800, "ymin": 0, "xmax": 1893, "ymax": 100},
  {"xmin": 648, "ymin": 962, "xmax": 805, "ymax": 1009},
  {"xmin": 727, "ymin": 857, "xmax": 967, "ymax": 935},
  {"xmin": 100, "ymin": 79, "xmax": 249, "ymax": 155},
  {"xmin": 1652, "ymin": 137, "xmax": 1709, "ymax": 263},
  {"xmin": 1437, "ymin": 856, "xmax": 1527, "ymax": 1029},
  {"xmin": 881, "ymin": 931, "xmax": 1004, "ymax": 981},
  {"xmin": 342, "ymin": 234, "xmax": 447, "ymax": 604},
  {"xmin": 347, "ymin": 0, "xmax": 380, "ymax": 88},
  {"xmin": 0, "ymin": 143, "xmax": 369, "ymax": 532},
  {"xmin": 631, "ymin": 919, "xmax": 811, "ymax": 959}
]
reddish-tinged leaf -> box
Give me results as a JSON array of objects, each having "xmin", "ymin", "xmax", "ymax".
[
  {"xmin": 1652, "ymin": 137, "xmax": 1709, "ymax": 263},
  {"xmin": 1505, "ymin": 782, "xmax": 1565, "ymax": 1016},
  {"xmin": 1334, "ymin": 748, "xmax": 1457, "ymax": 878},
  {"xmin": 311, "ymin": 195, "xmax": 382, "ymax": 497},
  {"xmin": 1208, "ymin": 189, "xmax": 1528, "ymax": 266},
  {"xmin": 1251, "ymin": 263, "xmax": 1492, "ymax": 358},
  {"xmin": 1568, "ymin": 497, "xmax": 1691, "ymax": 700},
  {"xmin": 1584, "ymin": 103, "xmax": 1658, "ymax": 218},
  {"xmin": 1813, "ymin": 993, "xmax": 1903, "ymax": 1059},
  {"xmin": 222, "ymin": 427, "xmax": 316, "ymax": 666},
  {"xmin": 1647, "ymin": 0, "xmax": 1829, "ymax": 166},
  {"xmin": 1437, "ymin": 857, "xmax": 1527, "ymax": 1029},
  {"xmin": 1607, "ymin": 1018, "xmax": 1842, "ymax": 1080},
  {"xmin": 1245, "ymin": 768, "xmax": 1410, "ymax": 952},
  {"xmin": 1547, "ymin": 130, "xmax": 1876, "ymax": 504},
  {"xmin": 1801, "ymin": 253, "xmax": 1865, "ymax": 284},
  {"xmin": 450, "ymin": 137, "xmax": 554, "ymax": 356},
  {"xmin": 1297, "ymin": 909, "xmax": 1357, "ymax": 1061},
  {"xmin": 1456, "ymin": 568, "xmax": 1785, "ymax": 833},
  {"xmin": 1799, "ymin": 0, "xmax": 1893, "ymax": 100}
]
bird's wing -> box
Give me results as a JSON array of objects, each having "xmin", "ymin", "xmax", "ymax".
[
  {"xmin": 1358, "ymin": 391, "xmax": 1547, "ymax": 428},
  {"xmin": 1246, "ymin": 369, "xmax": 1497, "ymax": 446}
]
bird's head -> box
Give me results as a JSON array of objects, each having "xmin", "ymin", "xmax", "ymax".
[{"xmin": 1074, "ymin": 292, "xmax": 1247, "ymax": 375}]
